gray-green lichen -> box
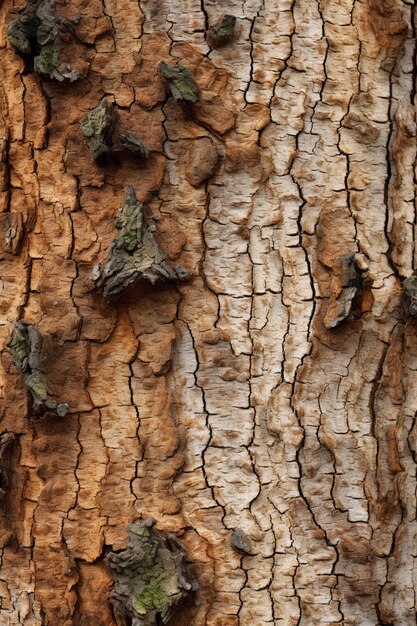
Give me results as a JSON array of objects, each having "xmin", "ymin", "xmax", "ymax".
[
  {"xmin": 80, "ymin": 98, "xmax": 149, "ymax": 163},
  {"xmin": 7, "ymin": 321, "xmax": 69, "ymax": 416},
  {"xmin": 106, "ymin": 519, "xmax": 197, "ymax": 626},
  {"xmin": 7, "ymin": 0, "xmax": 79, "ymax": 81},
  {"xmin": 80, "ymin": 98, "xmax": 115, "ymax": 161},
  {"xmin": 207, "ymin": 15, "xmax": 236, "ymax": 47},
  {"xmin": 158, "ymin": 62, "xmax": 199, "ymax": 103},
  {"xmin": 93, "ymin": 187, "xmax": 187, "ymax": 297},
  {"xmin": 403, "ymin": 272, "xmax": 417, "ymax": 316},
  {"xmin": 323, "ymin": 253, "xmax": 365, "ymax": 329}
]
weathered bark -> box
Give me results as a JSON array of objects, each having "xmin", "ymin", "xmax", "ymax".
[{"xmin": 0, "ymin": 0, "xmax": 416, "ymax": 625}]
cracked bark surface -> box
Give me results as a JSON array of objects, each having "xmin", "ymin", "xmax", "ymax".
[{"xmin": 0, "ymin": 0, "xmax": 416, "ymax": 625}]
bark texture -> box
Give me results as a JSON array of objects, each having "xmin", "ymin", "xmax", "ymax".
[{"xmin": 0, "ymin": 0, "xmax": 416, "ymax": 625}]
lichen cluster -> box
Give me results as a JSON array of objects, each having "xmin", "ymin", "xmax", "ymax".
[
  {"xmin": 158, "ymin": 62, "xmax": 199, "ymax": 103},
  {"xmin": 7, "ymin": 0, "xmax": 79, "ymax": 81},
  {"xmin": 93, "ymin": 186, "xmax": 187, "ymax": 297},
  {"xmin": 106, "ymin": 519, "xmax": 197, "ymax": 625},
  {"xmin": 207, "ymin": 15, "xmax": 236, "ymax": 47},
  {"xmin": 7, "ymin": 321, "xmax": 69, "ymax": 416},
  {"xmin": 81, "ymin": 98, "xmax": 150, "ymax": 162}
]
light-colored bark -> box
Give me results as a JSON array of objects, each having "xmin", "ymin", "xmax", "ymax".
[{"xmin": 0, "ymin": 0, "xmax": 416, "ymax": 624}]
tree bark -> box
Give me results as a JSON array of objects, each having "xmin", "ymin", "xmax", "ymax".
[{"xmin": 0, "ymin": 0, "xmax": 416, "ymax": 625}]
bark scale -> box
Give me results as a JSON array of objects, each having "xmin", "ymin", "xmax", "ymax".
[{"xmin": 0, "ymin": 0, "xmax": 416, "ymax": 625}]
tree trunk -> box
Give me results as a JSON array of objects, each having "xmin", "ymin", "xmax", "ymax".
[{"xmin": 0, "ymin": 0, "xmax": 416, "ymax": 625}]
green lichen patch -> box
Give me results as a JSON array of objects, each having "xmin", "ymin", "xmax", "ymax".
[
  {"xmin": 106, "ymin": 519, "xmax": 197, "ymax": 626},
  {"xmin": 26, "ymin": 371, "xmax": 48, "ymax": 401},
  {"xmin": 158, "ymin": 62, "xmax": 199, "ymax": 103},
  {"xmin": 6, "ymin": 321, "xmax": 69, "ymax": 417},
  {"xmin": 207, "ymin": 15, "xmax": 236, "ymax": 47},
  {"xmin": 33, "ymin": 42, "xmax": 57, "ymax": 76},
  {"xmin": 114, "ymin": 191, "xmax": 141, "ymax": 252},
  {"xmin": 7, "ymin": 0, "xmax": 79, "ymax": 81},
  {"xmin": 7, "ymin": 323, "xmax": 30, "ymax": 371},
  {"xmin": 80, "ymin": 98, "xmax": 116, "ymax": 161},
  {"xmin": 80, "ymin": 99, "xmax": 149, "ymax": 163},
  {"xmin": 134, "ymin": 581, "xmax": 166, "ymax": 616},
  {"xmin": 93, "ymin": 187, "xmax": 187, "ymax": 297}
]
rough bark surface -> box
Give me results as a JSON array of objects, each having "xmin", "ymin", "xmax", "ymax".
[{"xmin": 0, "ymin": 1, "xmax": 416, "ymax": 625}]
